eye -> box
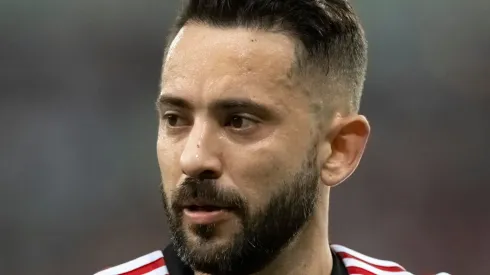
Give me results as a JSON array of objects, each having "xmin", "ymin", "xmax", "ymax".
[
  {"xmin": 225, "ymin": 115, "xmax": 258, "ymax": 130},
  {"xmin": 162, "ymin": 113, "xmax": 189, "ymax": 127}
]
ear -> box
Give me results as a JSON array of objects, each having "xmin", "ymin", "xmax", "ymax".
[{"xmin": 318, "ymin": 114, "xmax": 370, "ymax": 187}]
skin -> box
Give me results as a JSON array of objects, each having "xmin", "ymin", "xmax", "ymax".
[{"xmin": 157, "ymin": 23, "xmax": 370, "ymax": 275}]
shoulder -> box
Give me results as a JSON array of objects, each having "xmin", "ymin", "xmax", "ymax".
[
  {"xmin": 331, "ymin": 244, "xmax": 451, "ymax": 275},
  {"xmin": 93, "ymin": 250, "xmax": 168, "ymax": 275}
]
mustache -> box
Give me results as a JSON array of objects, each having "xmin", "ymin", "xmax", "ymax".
[{"xmin": 172, "ymin": 177, "xmax": 247, "ymax": 212}]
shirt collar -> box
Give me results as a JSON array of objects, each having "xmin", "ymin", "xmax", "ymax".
[{"xmin": 163, "ymin": 243, "xmax": 348, "ymax": 275}]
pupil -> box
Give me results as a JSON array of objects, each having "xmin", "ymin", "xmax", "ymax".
[
  {"xmin": 168, "ymin": 115, "xmax": 178, "ymax": 126},
  {"xmin": 231, "ymin": 117, "xmax": 243, "ymax": 128}
]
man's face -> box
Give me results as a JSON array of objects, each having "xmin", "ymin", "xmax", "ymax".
[{"xmin": 157, "ymin": 24, "xmax": 322, "ymax": 275}]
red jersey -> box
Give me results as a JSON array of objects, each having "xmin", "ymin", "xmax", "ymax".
[{"xmin": 94, "ymin": 244, "xmax": 450, "ymax": 275}]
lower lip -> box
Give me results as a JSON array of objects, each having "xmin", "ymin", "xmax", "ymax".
[{"xmin": 183, "ymin": 208, "xmax": 232, "ymax": 224}]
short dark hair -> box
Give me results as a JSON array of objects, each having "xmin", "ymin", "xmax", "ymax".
[{"xmin": 164, "ymin": 0, "xmax": 367, "ymax": 114}]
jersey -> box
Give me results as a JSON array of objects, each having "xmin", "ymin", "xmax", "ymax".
[{"xmin": 93, "ymin": 244, "xmax": 451, "ymax": 275}]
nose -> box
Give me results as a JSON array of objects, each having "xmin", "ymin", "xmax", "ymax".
[{"xmin": 180, "ymin": 121, "xmax": 222, "ymax": 179}]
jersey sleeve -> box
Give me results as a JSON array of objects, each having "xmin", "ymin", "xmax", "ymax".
[
  {"xmin": 331, "ymin": 244, "xmax": 452, "ymax": 275},
  {"xmin": 94, "ymin": 251, "xmax": 168, "ymax": 275}
]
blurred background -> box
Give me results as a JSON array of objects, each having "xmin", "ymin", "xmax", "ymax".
[{"xmin": 1, "ymin": 0, "xmax": 489, "ymax": 274}]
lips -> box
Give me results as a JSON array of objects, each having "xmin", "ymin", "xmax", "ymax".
[
  {"xmin": 179, "ymin": 199, "xmax": 235, "ymax": 225},
  {"xmin": 180, "ymin": 199, "xmax": 233, "ymax": 211},
  {"xmin": 186, "ymin": 205, "xmax": 225, "ymax": 212}
]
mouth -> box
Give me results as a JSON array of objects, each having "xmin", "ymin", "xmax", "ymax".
[
  {"xmin": 185, "ymin": 205, "xmax": 228, "ymax": 212},
  {"xmin": 181, "ymin": 199, "xmax": 234, "ymax": 211},
  {"xmin": 180, "ymin": 200, "xmax": 235, "ymax": 224}
]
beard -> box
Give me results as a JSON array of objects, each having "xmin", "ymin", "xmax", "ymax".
[{"xmin": 161, "ymin": 149, "xmax": 320, "ymax": 275}]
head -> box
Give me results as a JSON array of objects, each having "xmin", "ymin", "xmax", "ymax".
[{"xmin": 156, "ymin": 0, "xmax": 370, "ymax": 274}]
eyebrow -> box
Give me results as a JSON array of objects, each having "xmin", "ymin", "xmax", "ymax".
[
  {"xmin": 156, "ymin": 95, "xmax": 275, "ymax": 118},
  {"xmin": 157, "ymin": 94, "xmax": 193, "ymax": 111},
  {"xmin": 210, "ymin": 98, "xmax": 273, "ymax": 118}
]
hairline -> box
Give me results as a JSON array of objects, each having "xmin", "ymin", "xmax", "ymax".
[{"xmin": 161, "ymin": 21, "xmax": 360, "ymax": 133}]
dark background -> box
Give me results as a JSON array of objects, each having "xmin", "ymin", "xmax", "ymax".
[{"xmin": 1, "ymin": 1, "xmax": 489, "ymax": 274}]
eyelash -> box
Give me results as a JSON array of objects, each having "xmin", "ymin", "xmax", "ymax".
[
  {"xmin": 162, "ymin": 113, "xmax": 189, "ymax": 127},
  {"xmin": 161, "ymin": 113, "xmax": 259, "ymax": 131},
  {"xmin": 225, "ymin": 115, "xmax": 258, "ymax": 129}
]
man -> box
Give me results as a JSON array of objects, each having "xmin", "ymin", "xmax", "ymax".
[{"xmin": 96, "ymin": 0, "xmax": 450, "ymax": 274}]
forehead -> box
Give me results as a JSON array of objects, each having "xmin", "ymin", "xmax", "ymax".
[{"xmin": 161, "ymin": 24, "xmax": 302, "ymax": 104}]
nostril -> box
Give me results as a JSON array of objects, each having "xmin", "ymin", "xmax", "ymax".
[{"xmin": 199, "ymin": 170, "xmax": 219, "ymax": 179}]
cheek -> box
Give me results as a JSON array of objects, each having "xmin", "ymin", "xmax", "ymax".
[
  {"xmin": 226, "ymin": 143, "xmax": 301, "ymax": 209},
  {"xmin": 157, "ymin": 137, "xmax": 182, "ymax": 199}
]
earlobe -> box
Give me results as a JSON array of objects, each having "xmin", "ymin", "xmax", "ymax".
[{"xmin": 320, "ymin": 114, "xmax": 370, "ymax": 187}]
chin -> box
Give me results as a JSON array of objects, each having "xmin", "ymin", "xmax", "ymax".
[
  {"xmin": 188, "ymin": 236, "xmax": 234, "ymax": 255},
  {"xmin": 188, "ymin": 222, "xmax": 239, "ymax": 242},
  {"xmin": 180, "ymin": 222, "xmax": 239, "ymax": 252},
  {"xmin": 179, "ymin": 230, "xmax": 264, "ymax": 275},
  {"xmin": 183, "ymin": 214, "xmax": 242, "ymax": 238}
]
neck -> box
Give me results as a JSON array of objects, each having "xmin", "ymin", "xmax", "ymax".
[{"xmin": 253, "ymin": 187, "xmax": 332, "ymax": 275}]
